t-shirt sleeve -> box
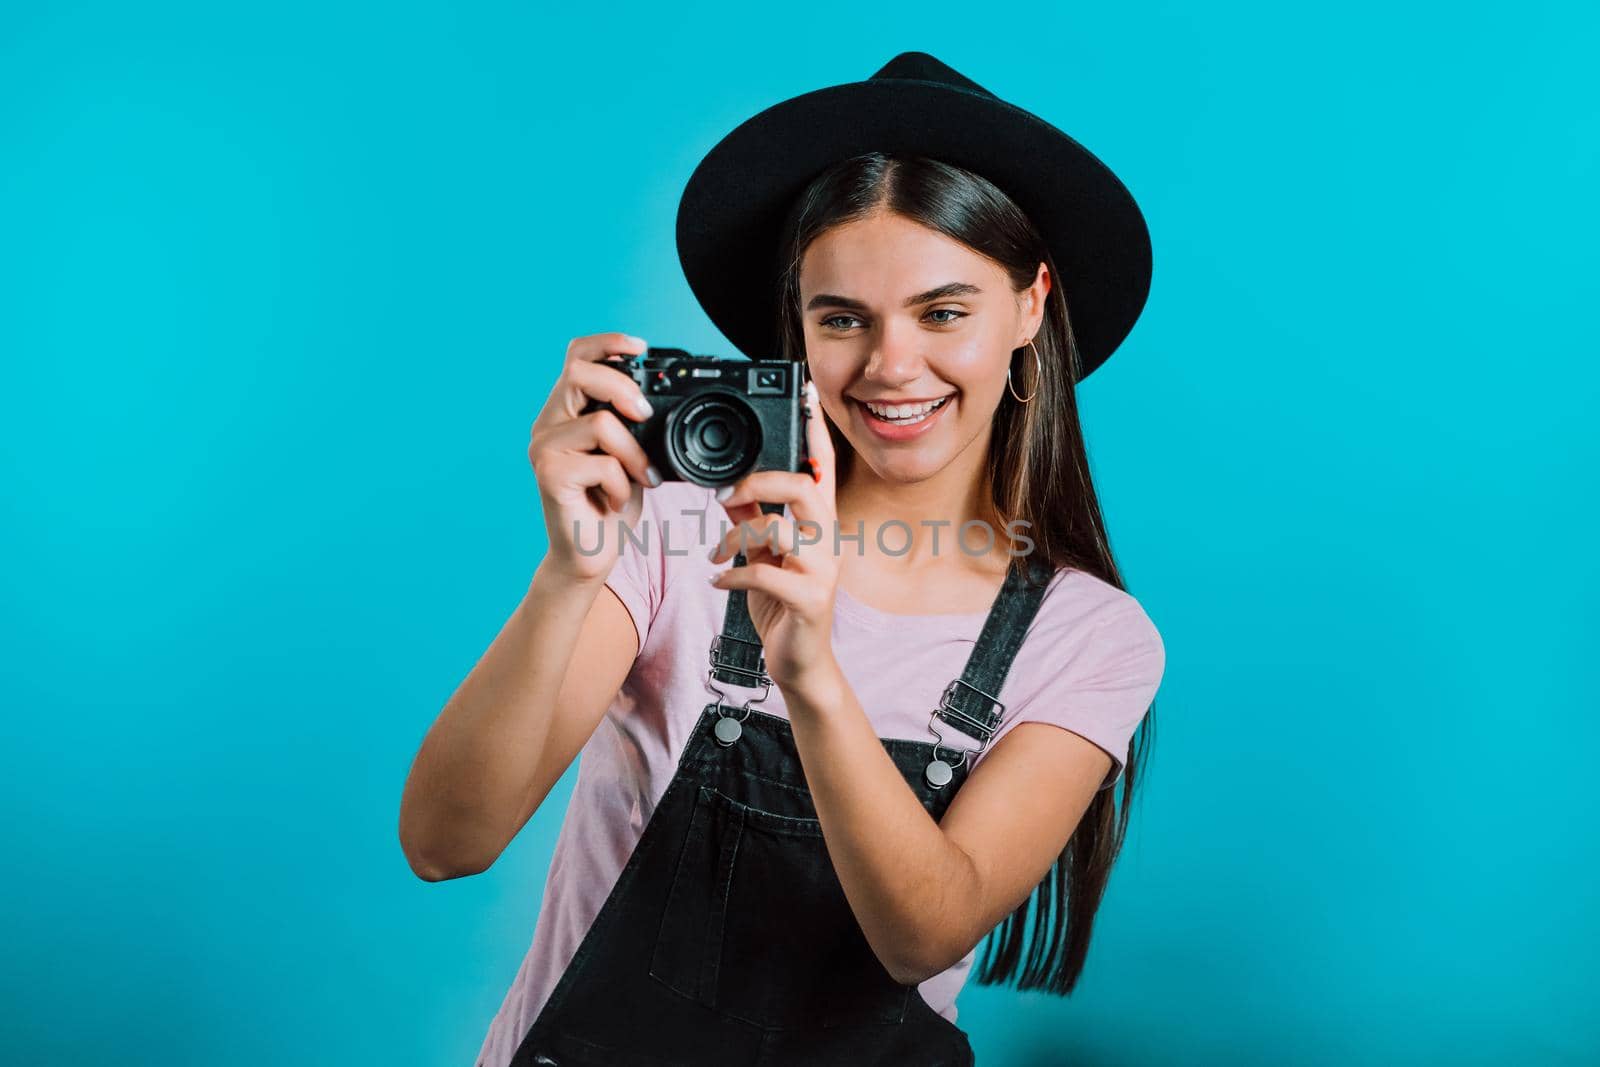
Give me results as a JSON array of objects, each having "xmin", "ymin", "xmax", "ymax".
[
  {"xmin": 974, "ymin": 592, "xmax": 1166, "ymax": 792},
  {"xmin": 600, "ymin": 486, "xmax": 668, "ymax": 653}
]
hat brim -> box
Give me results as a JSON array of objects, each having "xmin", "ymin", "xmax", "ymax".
[{"xmin": 676, "ymin": 77, "xmax": 1153, "ymax": 381}]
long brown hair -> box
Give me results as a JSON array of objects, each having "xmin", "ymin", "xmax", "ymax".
[{"xmin": 772, "ymin": 152, "xmax": 1156, "ymax": 994}]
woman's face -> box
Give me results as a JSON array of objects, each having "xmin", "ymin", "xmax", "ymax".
[{"xmin": 799, "ymin": 209, "xmax": 1049, "ymax": 487}]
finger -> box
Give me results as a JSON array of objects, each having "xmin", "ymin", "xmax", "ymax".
[
  {"xmin": 716, "ymin": 493, "xmax": 764, "ymax": 532},
  {"xmin": 708, "ymin": 511, "xmax": 785, "ymax": 563},
  {"xmin": 708, "ymin": 558, "xmax": 812, "ymax": 606},
  {"xmin": 715, "ymin": 469, "xmax": 827, "ymax": 525},
  {"xmin": 550, "ymin": 452, "xmax": 634, "ymax": 512},
  {"xmin": 802, "ymin": 379, "xmax": 838, "ymax": 502},
  {"xmin": 709, "ymin": 481, "xmax": 768, "ymax": 553},
  {"xmin": 755, "ymin": 515, "xmax": 829, "ymax": 572},
  {"xmin": 707, "ymin": 513, "xmax": 752, "ymax": 564},
  {"xmin": 562, "ymin": 357, "xmax": 656, "ymax": 425},
  {"xmin": 709, "ymin": 514, "xmax": 825, "ymax": 565},
  {"xmin": 542, "ymin": 407, "xmax": 659, "ymax": 486},
  {"xmin": 564, "ymin": 331, "xmax": 649, "ymax": 364}
]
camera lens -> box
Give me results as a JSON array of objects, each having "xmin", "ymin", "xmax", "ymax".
[{"xmin": 666, "ymin": 392, "xmax": 763, "ymax": 486}]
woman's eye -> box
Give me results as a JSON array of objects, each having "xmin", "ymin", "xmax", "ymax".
[{"xmin": 820, "ymin": 309, "xmax": 965, "ymax": 330}]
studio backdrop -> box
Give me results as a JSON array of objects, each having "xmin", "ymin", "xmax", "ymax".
[{"xmin": 2, "ymin": 2, "xmax": 1595, "ymax": 1065}]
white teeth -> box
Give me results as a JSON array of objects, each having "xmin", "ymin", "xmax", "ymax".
[{"xmin": 863, "ymin": 396, "xmax": 950, "ymax": 422}]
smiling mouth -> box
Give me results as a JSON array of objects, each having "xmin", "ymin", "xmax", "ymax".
[{"xmin": 856, "ymin": 395, "xmax": 954, "ymax": 425}]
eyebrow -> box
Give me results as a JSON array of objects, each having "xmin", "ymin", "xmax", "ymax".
[{"xmin": 804, "ymin": 282, "xmax": 983, "ymax": 312}]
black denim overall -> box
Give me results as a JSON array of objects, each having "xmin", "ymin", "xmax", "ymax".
[{"xmin": 507, "ymin": 552, "xmax": 1054, "ymax": 1067}]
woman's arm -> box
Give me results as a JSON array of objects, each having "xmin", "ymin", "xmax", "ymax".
[
  {"xmin": 398, "ymin": 561, "xmax": 638, "ymax": 881},
  {"xmin": 784, "ymin": 660, "xmax": 1109, "ymax": 985},
  {"xmin": 401, "ymin": 330, "xmax": 660, "ymax": 881}
]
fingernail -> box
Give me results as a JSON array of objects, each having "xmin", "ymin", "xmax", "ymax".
[
  {"xmin": 645, "ymin": 465, "xmax": 662, "ymax": 487},
  {"xmin": 714, "ymin": 485, "xmax": 734, "ymax": 502},
  {"xmin": 706, "ymin": 543, "xmax": 719, "ymax": 562},
  {"xmin": 633, "ymin": 396, "xmax": 654, "ymax": 417},
  {"xmin": 627, "ymin": 335, "xmax": 648, "ymax": 347}
]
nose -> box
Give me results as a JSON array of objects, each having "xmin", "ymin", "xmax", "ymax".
[{"xmin": 862, "ymin": 320, "xmax": 925, "ymax": 389}]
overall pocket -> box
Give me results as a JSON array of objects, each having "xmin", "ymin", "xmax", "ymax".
[{"xmin": 647, "ymin": 783, "xmax": 913, "ymax": 1030}]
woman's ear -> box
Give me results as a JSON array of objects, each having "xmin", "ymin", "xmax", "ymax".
[{"xmin": 1017, "ymin": 261, "xmax": 1052, "ymax": 345}]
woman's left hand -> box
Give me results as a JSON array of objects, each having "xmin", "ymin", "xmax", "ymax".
[{"xmin": 709, "ymin": 379, "xmax": 839, "ymax": 693}]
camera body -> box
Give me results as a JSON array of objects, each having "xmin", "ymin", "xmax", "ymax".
[{"xmin": 583, "ymin": 347, "xmax": 810, "ymax": 488}]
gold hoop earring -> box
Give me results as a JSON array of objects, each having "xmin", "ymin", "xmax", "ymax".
[{"xmin": 1007, "ymin": 339, "xmax": 1041, "ymax": 403}]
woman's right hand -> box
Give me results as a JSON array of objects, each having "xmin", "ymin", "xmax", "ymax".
[{"xmin": 529, "ymin": 332, "xmax": 663, "ymax": 585}]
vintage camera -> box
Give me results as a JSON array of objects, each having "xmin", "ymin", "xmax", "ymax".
[{"xmin": 582, "ymin": 347, "xmax": 810, "ymax": 488}]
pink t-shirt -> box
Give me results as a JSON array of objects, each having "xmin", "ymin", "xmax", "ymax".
[{"xmin": 475, "ymin": 480, "xmax": 1164, "ymax": 1067}]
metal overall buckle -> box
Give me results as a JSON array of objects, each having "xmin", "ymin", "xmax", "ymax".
[
  {"xmin": 706, "ymin": 634, "xmax": 771, "ymax": 746},
  {"xmin": 923, "ymin": 678, "xmax": 1004, "ymax": 788}
]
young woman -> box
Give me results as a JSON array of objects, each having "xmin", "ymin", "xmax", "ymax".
[{"xmin": 400, "ymin": 52, "xmax": 1165, "ymax": 1067}]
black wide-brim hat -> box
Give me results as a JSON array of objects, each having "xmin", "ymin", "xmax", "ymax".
[{"xmin": 675, "ymin": 51, "xmax": 1153, "ymax": 382}]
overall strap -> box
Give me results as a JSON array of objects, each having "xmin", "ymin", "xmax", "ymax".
[
  {"xmin": 931, "ymin": 555, "xmax": 1055, "ymax": 753},
  {"xmin": 703, "ymin": 503, "xmax": 786, "ymax": 745},
  {"xmin": 707, "ymin": 502, "xmax": 784, "ymax": 692}
]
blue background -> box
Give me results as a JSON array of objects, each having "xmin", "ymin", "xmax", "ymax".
[{"xmin": 3, "ymin": 2, "xmax": 1595, "ymax": 1064}]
